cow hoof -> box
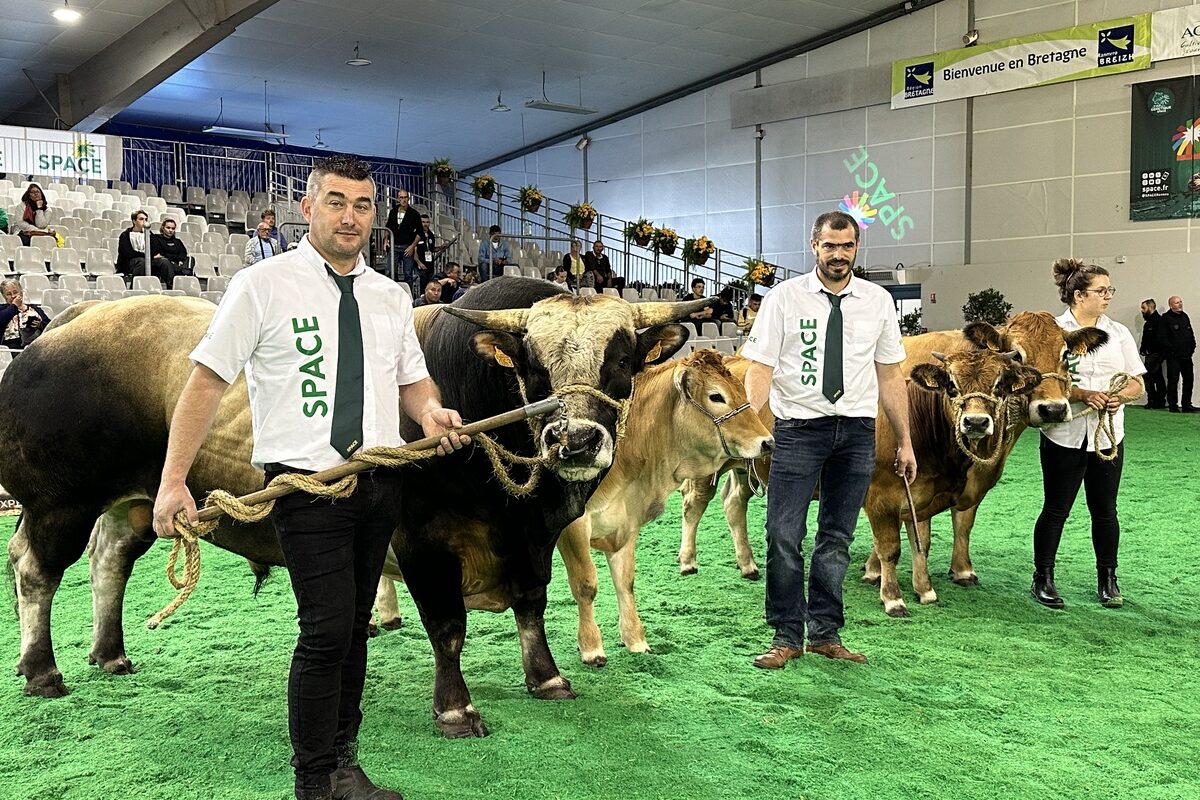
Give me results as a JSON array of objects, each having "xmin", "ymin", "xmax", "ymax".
[
  {"xmin": 884, "ymin": 602, "xmax": 909, "ymax": 618},
  {"xmin": 529, "ymin": 676, "xmax": 576, "ymax": 701},
  {"xmin": 379, "ymin": 617, "xmax": 403, "ymax": 631},
  {"xmin": 917, "ymin": 591, "xmax": 938, "ymax": 605},
  {"xmin": 582, "ymin": 653, "xmax": 607, "ymax": 668},
  {"xmin": 22, "ymin": 671, "xmax": 70, "ymax": 699},
  {"xmin": 679, "ymin": 565, "xmax": 698, "ymax": 576},
  {"xmin": 435, "ymin": 706, "xmax": 490, "ymax": 739},
  {"xmin": 862, "ymin": 573, "xmax": 882, "ymax": 586},
  {"xmin": 367, "ymin": 622, "xmax": 380, "ymax": 638},
  {"xmin": 622, "ymin": 640, "xmax": 651, "ymax": 654},
  {"xmin": 741, "ymin": 568, "xmax": 761, "ymax": 581},
  {"xmin": 88, "ymin": 653, "xmax": 136, "ymax": 675},
  {"xmin": 952, "ymin": 574, "xmax": 980, "ymax": 587}
]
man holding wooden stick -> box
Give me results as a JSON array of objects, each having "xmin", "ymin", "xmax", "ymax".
[{"xmin": 153, "ymin": 155, "xmax": 466, "ymax": 800}]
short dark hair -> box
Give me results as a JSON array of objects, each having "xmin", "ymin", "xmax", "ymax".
[
  {"xmin": 554, "ymin": 265, "xmax": 567, "ymax": 275},
  {"xmin": 131, "ymin": 209, "xmax": 148, "ymax": 222},
  {"xmin": 261, "ymin": 208, "xmax": 276, "ymax": 219},
  {"xmin": 1052, "ymin": 257, "xmax": 1109, "ymax": 306},
  {"xmin": 421, "ymin": 213, "xmax": 431, "ymax": 221},
  {"xmin": 691, "ymin": 278, "xmax": 704, "ymax": 289},
  {"xmin": 307, "ymin": 154, "xmax": 375, "ymax": 199},
  {"xmin": 749, "ymin": 293, "xmax": 763, "ymax": 303},
  {"xmin": 489, "ymin": 225, "xmax": 501, "ymax": 235},
  {"xmin": 810, "ymin": 210, "xmax": 860, "ymax": 244}
]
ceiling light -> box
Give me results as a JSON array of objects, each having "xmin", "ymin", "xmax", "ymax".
[
  {"xmin": 575, "ymin": 136, "xmax": 591, "ymax": 151},
  {"xmin": 345, "ymin": 42, "xmax": 372, "ymax": 67},
  {"xmin": 526, "ymin": 99, "xmax": 596, "ymax": 115},
  {"xmin": 491, "ymin": 91, "xmax": 511, "ymax": 113},
  {"xmin": 202, "ymin": 125, "xmax": 290, "ymax": 141},
  {"xmin": 52, "ymin": 0, "xmax": 81, "ymax": 22},
  {"xmin": 313, "ymin": 129, "xmax": 328, "ymax": 149}
]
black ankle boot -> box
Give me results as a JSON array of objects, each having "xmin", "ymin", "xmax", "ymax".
[
  {"xmin": 1031, "ymin": 567, "xmax": 1065, "ymax": 609},
  {"xmin": 296, "ymin": 779, "xmax": 333, "ymax": 800},
  {"xmin": 1097, "ymin": 567, "xmax": 1123, "ymax": 608},
  {"xmin": 333, "ymin": 741, "xmax": 403, "ymax": 800}
]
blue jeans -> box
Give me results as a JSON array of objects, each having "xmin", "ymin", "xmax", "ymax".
[
  {"xmin": 765, "ymin": 416, "xmax": 876, "ymax": 648},
  {"xmin": 477, "ymin": 262, "xmax": 492, "ymax": 282},
  {"xmin": 400, "ymin": 254, "xmax": 418, "ymax": 291}
]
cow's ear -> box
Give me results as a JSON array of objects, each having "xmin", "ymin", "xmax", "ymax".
[
  {"xmin": 963, "ymin": 321, "xmax": 1004, "ymax": 352},
  {"xmin": 471, "ymin": 331, "xmax": 523, "ymax": 370},
  {"xmin": 1065, "ymin": 326, "xmax": 1109, "ymax": 356},
  {"xmin": 998, "ymin": 364, "xmax": 1044, "ymax": 397},
  {"xmin": 636, "ymin": 323, "xmax": 688, "ymax": 367},
  {"xmin": 910, "ymin": 363, "xmax": 951, "ymax": 393}
]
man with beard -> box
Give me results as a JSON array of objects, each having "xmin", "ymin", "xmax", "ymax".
[
  {"xmin": 153, "ymin": 155, "xmax": 468, "ymax": 800},
  {"xmin": 1160, "ymin": 295, "xmax": 1196, "ymax": 412},
  {"xmin": 741, "ymin": 210, "xmax": 916, "ymax": 668},
  {"xmin": 1139, "ymin": 299, "xmax": 1167, "ymax": 409}
]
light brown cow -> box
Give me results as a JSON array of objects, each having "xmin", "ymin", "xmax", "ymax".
[{"xmin": 556, "ymin": 349, "xmax": 774, "ymax": 666}]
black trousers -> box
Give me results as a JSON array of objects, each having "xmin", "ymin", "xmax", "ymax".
[
  {"xmin": 1165, "ymin": 356, "xmax": 1194, "ymax": 409},
  {"xmin": 1142, "ymin": 353, "xmax": 1166, "ymax": 407},
  {"xmin": 1033, "ymin": 436, "xmax": 1124, "ymax": 571},
  {"xmin": 268, "ymin": 466, "xmax": 402, "ymax": 790}
]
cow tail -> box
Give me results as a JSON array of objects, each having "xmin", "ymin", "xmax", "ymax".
[{"xmin": 248, "ymin": 560, "xmax": 272, "ymax": 596}]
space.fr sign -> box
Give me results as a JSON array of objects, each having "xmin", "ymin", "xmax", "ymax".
[{"xmin": 0, "ymin": 126, "xmax": 119, "ymax": 179}]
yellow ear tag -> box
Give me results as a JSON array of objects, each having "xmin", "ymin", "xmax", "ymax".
[
  {"xmin": 494, "ymin": 348, "xmax": 515, "ymax": 368},
  {"xmin": 644, "ymin": 342, "xmax": 663, "ymax": 363}
]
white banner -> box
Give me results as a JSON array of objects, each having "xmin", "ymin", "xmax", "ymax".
[
  {"xmin": 1152, "ymin": 5, "xmax": 1200, "ymax": 62},
  {"xmin": 0, "ymin": 126, "xmax": 122, "ymax": 180}
]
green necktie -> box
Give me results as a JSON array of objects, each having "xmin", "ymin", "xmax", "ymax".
[
  {"xmin": 822, "ymin": 291, "xmax": 844, "ymax": 404},
  {"xmin": 327, "ymin": 267, "xmax": 364, "ymax": 458}
]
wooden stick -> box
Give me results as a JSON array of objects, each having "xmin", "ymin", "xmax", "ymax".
[{"xmin": 194, "ymin": 396, "xmax": 563, "ymax": 523}]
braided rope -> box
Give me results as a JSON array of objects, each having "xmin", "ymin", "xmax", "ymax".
[
  {"xmin": 1061, "ymin": 372, "xmax": 1139, "ymax": 462},
  {"xmin": 948, "ymin": 391, "xmax": 1011, "ymax": 466}
]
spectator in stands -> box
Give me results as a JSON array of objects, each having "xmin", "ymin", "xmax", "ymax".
[
  {"xmin": 0, "ymin": 279, "xmax": 51, "ymax": 350},
  {"xmin": 116, "ymin": 209, "xmax": 151, "ymax": 279},
  {"xmin": 682, "ymin": 278, "xmax": 713, "ymax": 320},
  {"xmin": 550, "ymin": 266, "xmax": 569, "ymax": 286},
  {"xmin": 385, "ymin": 189, "xmax": 421, "ymax": 291},
  {"xmin": 712, "ymin": 287, "xmax": 736, "ymax": 324},
  {"xmin": 413, "ymin": 277, "xmax": 447, "ymax": 307},
  {"xmin": 416, "ymin": 213, "xmax": 449, "ymax": 291},
  {"xmin": 562, "ymin": 238, "xmax": 588, "ymax": 288},
  {"xmin": 584, "ymin": 240, "xmax": 623, "ymax": 292},
  {"xmin": 738, "ymin": 293, "xmax": 762, "ymax": 333},
  {"xmin": 261, "ymin": 209, "xmax": 288, "ymax": 251},
  {"xmin": 428, "ymin": 263, "xmax": 462, "ymax": 304},
  {"xmin": 150, "ymin": 217, "xmax": 190, "ymax": 289},
  {"xmin": 476, "ymin": 225, "xmax": 511, "ymax": 282},
  {"xmin": 244, "ymin": 221, "xmax": 282, "ymax": 265},
  {"xmin": 13, "ymin": 183, "xmax": 56, "ymax": 247}
]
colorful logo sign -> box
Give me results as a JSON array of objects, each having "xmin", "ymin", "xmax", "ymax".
[
  {"xmin": 1171, "ymin": 119, "xmax": 1199, "ymax": 161},
  {"xmin": 838, "ymin": 191, "xmax": 877, "ymax": 230},
  {"xmin": 1098, "ymin": 25, "xmax": 1135, "ymax": 66},
  {"xmin": 904, "ymin": 63, "xmax": 934, "ymax": 99},
  {"xmin": 842, "ymin": 147, "xmax": 914, "ymax": 242}
]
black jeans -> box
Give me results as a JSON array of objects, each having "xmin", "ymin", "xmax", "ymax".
[
  {"xmin": 1032, "ymin": 436, "xmax": 1124, "ymax": 570},
  {"xmin": 268, "ymin": 466, "xmax": 402, "ymax": 790},
  {"xmin": 1142, "ymin": 353, "xmax": 1166, "ymax": 407},
  {"xmin": 1165, "ymin": 356, "xmax": 1194, "ymax": 409}
]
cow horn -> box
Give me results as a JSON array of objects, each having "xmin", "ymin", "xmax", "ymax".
[
  {"xmin": 932, "ymin": 351, "xmax": 948, "ymax": 362},
  {"xmin": 999, "ymin": 350, "xmax": 1021, "ymax": 361},
  {"xmin": 441, "ymin": 306, "xmax": 529, "ymax": 333},
  {"xmin": 630, "ymin": 298, "xmax": 714, "ymax": 328}
]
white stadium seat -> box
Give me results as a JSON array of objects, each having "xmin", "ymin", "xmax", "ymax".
[{"xmin": 132, "ymin": 276, "xmax": 163, "ymax": 293}]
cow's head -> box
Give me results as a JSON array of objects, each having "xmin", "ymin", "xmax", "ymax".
[
  {"xmin": 447, "ymin": 294, "xmax": 708, "ymax": 480},
  {"xmin": 965, "ymin": 313, "xmax": 1108, "ymax": 426},
  {"xmin": 673, "ymin": 349, "xmax": 774, "ymax": 460},
  {"xmin": 910, "ymin": 349, "xmax": 1043, "ymax": 440}
]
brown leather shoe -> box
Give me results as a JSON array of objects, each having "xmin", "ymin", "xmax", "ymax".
[
  {"xmin": 753, "ymin": 644, "xmax": 803, "ymax": 669},
  {"xmin": 806, "ymin": 642, "xmax": 868, "ymax": 664}
]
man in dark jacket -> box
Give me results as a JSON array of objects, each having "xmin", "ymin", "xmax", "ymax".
[
  {"xmin": 1160, "ymin": 295, "xmax": 1196, "ymax": 412},
  {"xmin": 1140, "ymin": 299, "xmax": 1167, "ymax": 409},
  {"xmin": 150, "ymin": 217, "xmax": 190, "ymax": 289},
  {"xmin": 115, "ymin": 209, "xmax": 150, "ymax": 280},
  {"xmin": 384, "ymin": 189, "xmax": 422, "ymax": 292}
]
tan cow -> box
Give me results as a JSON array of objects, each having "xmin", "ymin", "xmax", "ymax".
[{"xmin": 556, "ymin": 349, "xmax": 774, "ymax": 666}]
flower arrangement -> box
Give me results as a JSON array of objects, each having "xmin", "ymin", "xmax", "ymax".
[
  {"xmin": 471, "ymin": 174, "xmax": 497, "ymax": 198},
  {"xmin": 518, "ymin": 185, "xmax": 543, "ymax": 212},
  {"xmin": 564, "ymin": 201, "xmax": 597, "ymax": 230},
  {"xmin": 742, "ymin": 257, "xmax": 777, "ymax": 288},
  {"xmin": 652, "ymin": 226, "xmax": 678, "ymax": 255},
  {"xmin": 623, "ymin": 217, "xmax": 655, "ymax": 247},
  {"xmin": 682, "ymin": 235, "xmax": 716, "ymax": 267},
  {"xmin": 432, "ymin": 158, "xmax": 454, "ymax": 181}
]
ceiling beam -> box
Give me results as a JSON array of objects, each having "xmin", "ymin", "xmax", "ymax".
[{"xmin": 4, "ymin": 0, "xmax": 281, "ymax": 130}]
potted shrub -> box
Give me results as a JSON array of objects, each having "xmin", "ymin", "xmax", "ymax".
[
  {"xmin": 962, "ymin": 288, "xmax": 1013, "ymax": 325},
  {"xmin": 682, "ymin": 235, "xmax": 716, "ymax": 267},
  {"xmin": 742, "ymin": 257, "xmax": 777, "ymax": 288},
  {"xmin": 652, "ymin": 226, "xmax": 678, "ymax": 256},
  {"xmin": 432, "ymin": 157, "xmax": 454, "ymax": 186},
  {"xmin": 623, "ymin": 217, "xmax": 655, "ymax": 247},
  {"xmin": 519, "ymin": 185, "xmax": 543, "ymax": 213},
  {"xmin": 564, "ymin": 201, "xmax": 597, "ymax": 230},
  {"xmin": 471, "ymin": 174, "xmax": 497, "ymax": 200}
]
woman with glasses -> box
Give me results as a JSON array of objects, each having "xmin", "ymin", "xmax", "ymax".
[{"xmin": 1031, "ymin": 258, "xmax": 1145, "ymax": 610}]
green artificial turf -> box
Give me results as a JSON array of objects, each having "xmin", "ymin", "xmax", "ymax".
[{"xmin": 1, "ymin": 408, "xmax": 1197, "ymax": 800}]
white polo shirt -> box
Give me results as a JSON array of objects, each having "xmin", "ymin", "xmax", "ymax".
[
  {"xmin": 741, "ymin": 271, "xmax": 906, "ymax": 420},
  {"xmin": 1042, "ymin": 309, "xmax": 1144, "ymax": 452},
  {"xmin": 190, "ymin": 235, "xmax": 430, "ymax": 470}
]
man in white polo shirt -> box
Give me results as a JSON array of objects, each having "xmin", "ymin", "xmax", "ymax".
[
  {"xmin": 742, "ymin": 210, "xmax": 916, "ymax": 668},
  {"xmin": 152, "ymin": 155, "xmax": 467, "ymax": 800}
]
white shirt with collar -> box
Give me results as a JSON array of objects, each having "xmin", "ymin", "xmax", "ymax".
[
  {"xmin": 741, "ymin": 271, "xmax": 906, "ymax": 420},
  {"xmin": 1042, "ymin": 309, "xmax": 1145, "ymax": 452},
  {"xmin": 190, "ymin": 234, "xmax": 430, "ymax": 470}
]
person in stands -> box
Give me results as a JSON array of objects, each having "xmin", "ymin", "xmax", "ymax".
[
  {"xmin": 0, "ymin": 279, "xmax": 51, "ymax": 350},
  {"xmin": 13, "ymin": 184, "xmax": 56, "ymax": 246}
]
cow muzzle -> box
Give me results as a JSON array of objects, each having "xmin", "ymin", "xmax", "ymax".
[
  {"xmin": 1029, "ymin": 399, "xmax": 1070, "ymax": 426},
  {"xmin": 959, "ymin": 413, "xmax": 994, "ymax": 440},
  {"xmin": 542, "ymin": 420, "xmax": 614, "ymax": 481}
]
